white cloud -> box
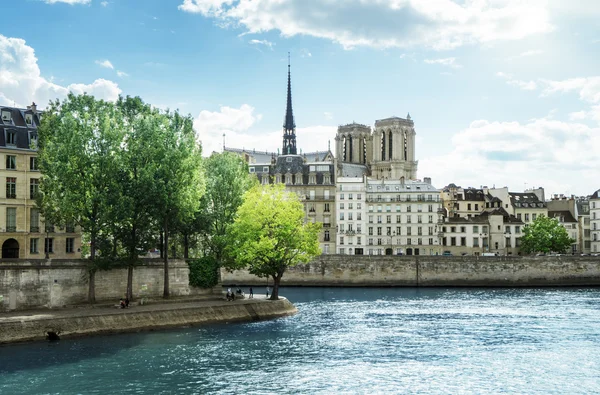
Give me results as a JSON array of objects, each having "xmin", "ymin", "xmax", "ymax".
[
  {"xmin": 324, "ymin": 112, "xmax": 333, "ymax": 120},
  {"xmin": 101, "ymin": 1, "xmax": 108, "ymax": 6},
  {"xmin": 178, "ymin": 0, "xmax": 553, "ymax": 50},
  {"xmin": 248, "ymin": 39, "xmax": 274, "ymax": 50},
  {"xmin": 116, "ymin": 70, "xmax": 129, "ymax": 77},
  {"xmin": 517, "ymin": 49, "xmax": 543, "ymax": 57},
  {"xmin": 496, "ymin": 71, "xmax": 537, "ymax": 91},
  {"xmin": 420, "ymin": 117, "xmax": 600, "ymax": 196},
  {"xmin": 45, "ymin": 0, "xmax": 91, "ymax": 4},
  {"xmin": 424, "ymin": 57, "xmax": 462, "ymax": 69},
  {"xmin": 541, "ymin": 77, "xmax": 600, "ymax": 104},
  {"xmin": 0, "ymin": 34, "xmax": 121, "ymax": 108},
  {"xmin": 95, "ymin": 59, "xmax": 114, "ymax": 69}
]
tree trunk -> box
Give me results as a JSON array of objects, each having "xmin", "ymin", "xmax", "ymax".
[
  {"xmin": 270, "ymin": 274, "xmax": 282, "ymax": 300},
  {"xmin": 127, "ymin": 266, "xmax": 133, "ymax": 301},
  {"xmin": 163, "ymin": 218, "xmax": 170, "ymax": 298},
  {"xmin": 184, "ymin": 233, "xmax": 189, "ymax": 259},
  {"xmin": 88, "ymin": 235, "xmax": 97, "ymax": 304},
  {"xmin": 159, "ymin": 231, "xmax": 164, "ymax": 258}
]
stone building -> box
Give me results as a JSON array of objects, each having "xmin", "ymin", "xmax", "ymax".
[
  {"xmin": 0, "ymin": 104, "xmax": 81, "ymax": 259},
  {"xmin": 575, "ymin": 197, "xmax": 591, "ymax": 254},
  {"xmin": 590, "ymin": 190, "xmax": 600, "ymax": 254},
  {"xmin": 547, "ymin": 195, "xmax": 580, "ymax": 254}
]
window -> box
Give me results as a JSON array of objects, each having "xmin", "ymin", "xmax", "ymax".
[
  {"xmin": 417, "ymin": 226, "xmax": 422, "ymax": 236},
  {"xmin": 377, "ymin": 227, "xmax": 382, "ymax": 236},
  {"xmin": 475, "ymin": 204, "xmax": 479, "ymax": 211},
  {"xmin": 1, "ymin": 110, "xmax": 12, "ymax": 123},
  {"xmin": 66, "ymin": 223, "xmax": 75, "ymax": 233},
  {"xmin": 66, "ymin": 238, "xmax": 75, "ymax": 253},
  {"xmin": 30, "ymin": 178, "xmax": 39, "ymax": 199},
  {"xmin": 428, "ymin": 215, "xmax": 433, "ymax": 223},
  {"xmin": 340, "ymin": 236, "xmax": 344, "ymax": 245},
  {"xmin": 407, "ymin": 205, "xmax": 412, "ymax": 212},
  {"xmin": 6, "ymin": 207, "xmax": 16, "ymax": 232},
  {"xmin": 263, "ymin": 167, "xmax": 269, "ymax": 172},
  {"xmin": 349, "ymin": 193, "xmax": 353, "ymax": 200},
  {"xmin": 525, "ymin": 214, "xmax": 530, "ymax": 222},
  {"xmin": 428, "ymin": 226, "xmax": 433, "ymax": 235},
  {"xmin": 451, "ymin": 237, "xmax": 456, "ymax": 246},
  {"xmin": 340, "ymin": 203, "xmax": 345, "ymax": 210},
  {"xmin": 532, "ymin": 214, "xmax": 537, "ymax": 221},
  {"xmin": 387, "ymin": 227, "xmax": 392, "ymax": 236},
  {"xmin": 6, "ymin": 131, "xmax": 16, "ymax": 146},
  {"xmin": 461, "ymin": 237, "xmax": 466, "ymax": 246},
  {"xmin": 339, "ymin": 212, "xmax": 344, "ymax": 220},
  {"xmin": 377, "ymin": 205, "xmax": 382, "ymax": 212},
  {"xmin": 428, "ymin": 204, "xmax": 433, "ymax": 212},
  {"xmin": 357, "ymin": 237, "xmax": 361, "ymax": 245},
  {"xmin": 505, "ymin": 226, "xmax": 511, "ymax": 234},
  {"xmin": 30, "ymin": 238, "xmax": 39, "ymax": 254},
  {"xmin": 249, "ymin": 167, "xmax": 255, "ymax": 173},
  {"xmin": 357, "ymin": 194, "xmax": 362, "ymax": 200},
  {"xmin": 407, "ymin": 227, "xmax": 412, "ymax": 236},
  {"xmin": 369, "ymin": 215, "xmax": 373, "ymax": 224},
  {"xmin": 45, "ymin": 222, "xmax": 55, "ymax": 233},
  {"xmin": 468, "ymin": 203, "xmax": 472, "ymax": 210},
  {"xmin": 407, "ymin": 238, "xmax": 412, "ymax": 245},
  {"xmin": 324, "ymin": 203, "xmax": 330, "ymax": 212},
  {"xmin": 348, "ymin": 213, "xmax": 353, "ymax": 220},
  {"xmin": 369, "ymin": 205, "xmax": 373, "ymax": 212},
  {"xmin": 386, "ymin": 215, "xmax": 391, "ymax": 223},
  {"xmin": 30, "ymin": 157, "xmax": 38, "ymax": 171},
  {"xmin": 473, "ymin": 238, "xmax": 479, "ymax": 247},
  {"xmin": 407, "ymin": 215, "xmax": 412, "ymax": 224},
  {"xmin": 460, "ymin": 226, "xmax": 466, "ymax": 233},
  {"xmin": 517, "ymin": 213, "xmax": 522, "ymax": 220},
  {"xmin": 396, "ymin": 227, "xmax": 401, "ymax": 235},
  {"xmin": 451, "ymin": 226, "xmax": 456, "ymax": 233},
  {"xmin": 339, "ymin": 224, "xmax": 344, "ymax": 232},
  {"xmin": 396, "ymin": 215, "xmax": 401, "ymax": 223},
  {"xmin": 340, "ymin": 194, "xmax": 344, "ymax": 200},
  {"xmin": 6, "ymin": 155, "xmax": 16, "ymax": 170},
  {"xmin": 348, "ymin": 203, "xmax": 353, "ymax": 210},
  {"xmin": 45, "ymin": 238, "xmax": 54, "ymax": 254},
  {"xmin": 357, "ymin": 203, "xmax": 361, "ymax": 210},
  {"xmin": 357, "ymin": 213, "xmax": 361, "ymax": 220},
  {"xmin": 482, "ymin": 226, "xmax": 488, "ymax": 234},
  {"xmin": 377, "ymin": 215, "xmax": 382, "ymax": 224},
  {"xmin": 369, "ymin": 227, "xmax": 373, "ymax": 236},
  {"xmin": 417, "ymin": 215, "xmax": 422, "ymax": 223},
  {"xmin": 6, "ymin": 177, "xmax": 16, "ymax": 198},
  {"xmin": 30, "ymin": 208, "xmax": 40, "ymax": 232},
  {"xmin": 473, "ymin": 225, "xmax": 479, "ymax": 233}
]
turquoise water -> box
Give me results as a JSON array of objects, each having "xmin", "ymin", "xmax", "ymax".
[{"xmin": 1, "ymin": 287, "xmax": 599, "ymax": 394}]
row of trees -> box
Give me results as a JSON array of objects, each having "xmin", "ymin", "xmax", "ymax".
[{"xmin": 38, "ymin": 94, "xmax": 322, "ymax": 302}]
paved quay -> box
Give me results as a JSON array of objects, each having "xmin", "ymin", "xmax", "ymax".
[{"xmin": 0, "ymin": 295, "xmax": 296, "ymax": 344}]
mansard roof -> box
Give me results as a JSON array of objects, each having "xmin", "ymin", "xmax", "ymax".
[
  {"xmin": 0, "ymin": 105, "xmax": 40, "ymax": 150},
  {"xmin": 510, "ymin": 192, "xmax": 546, "ymax": 208},
  {"xmin": 548, "ymin": 210, "xmax": 578, "ymax": 223}
]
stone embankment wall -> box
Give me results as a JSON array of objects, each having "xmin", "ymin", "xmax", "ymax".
[
  {"xmin": 0, "ymin": 298, "xmax": 297, "ymax": 344},
  {"xmin": 222, "ymin": 255, "xmax": 600, "ymax": 287},
  {"xmin": 0, "ymin": 259, "xmax": 211, "ymax": 311}
]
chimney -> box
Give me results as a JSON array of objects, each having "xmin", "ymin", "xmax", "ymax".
[
  {"xmin": 27, "ymin": 102, "xmax": 37, "ymax": 113},
  {"xmin": 424, "ymin": 177, "xmax": 431, "ymax": 185}
]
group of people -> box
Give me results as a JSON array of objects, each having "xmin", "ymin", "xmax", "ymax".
[
  {"xmin": 119, "ymin": 298, "xmax": 130, "ymax": 309},
  {"xmin": 226, "ymin": 286, "xmax": 272, "ymax": 300}
]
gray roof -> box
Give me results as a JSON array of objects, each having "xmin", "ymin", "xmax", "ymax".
[
  {"xmin": 224, "ymin": 147, "xmax": 332, "ymax": 164},
  {"xmin": 339, "ymin": 163, "xmax": 368, "ymax": 178},
  {"xmin": 548, "ymin": 210, "xmax": 577, "ymax": 223},
  {"xmin": 0, "ymin": 106, "xmax": 40, "ymax": 150}
]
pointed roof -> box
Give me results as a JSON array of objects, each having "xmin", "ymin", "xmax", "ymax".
[{"xmin": 283, "ymin": 56, "xmax": 295, "ymax": 131}]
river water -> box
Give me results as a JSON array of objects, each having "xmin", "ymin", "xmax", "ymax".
[{"xmin": 1, "ymin": 287, "xmax": 599, "ymax": 394}]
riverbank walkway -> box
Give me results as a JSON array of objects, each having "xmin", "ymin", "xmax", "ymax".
[{"xmin": 0, "ymin": 294, "xmax": 294, "ymax": 344}]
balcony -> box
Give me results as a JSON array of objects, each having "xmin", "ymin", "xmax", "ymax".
[
  {"xmin": 6, "ymin": 226, "xmax": 16, "ymax": 232},
  {"xmin": 6, "ymin": 194, "xmax": 16, "ymax": 199},
  {"xmin": 30, "ymin": 226, "xmax": 40, "ymax": 233},
  {"xmin": 345, "ymin": 230, "xmax": 357, "ymax": 236}
]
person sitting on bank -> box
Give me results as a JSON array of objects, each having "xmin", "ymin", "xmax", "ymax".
[
  {"xmin": 125, "ymin": 298, "xmax": 130, "ymax": 308},
  {"xmin": 120, "ymin": 298, "xmax": 126, "ymax": 309}
]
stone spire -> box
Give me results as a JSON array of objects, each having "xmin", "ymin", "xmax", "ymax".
[{"xmin": 282, "ymin": 52, "xmax": 297, "ymax": 155}]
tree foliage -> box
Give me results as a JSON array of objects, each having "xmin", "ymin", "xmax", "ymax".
[
  {"xmin": 38, "ymin": 93, "xmax": 122, "ymax": 303},
  {"xmin": 520, "ymin": 215, "xmax": 575, "ymax": 254},
  {"xmin": 226, "ymin": 184, "xmax": 321, "ymax": 300},
  {"xmin": 198, "ymin": 152, "xmax": 257, "ymax": 264},
  {"xmin": 188, "ymin": 257, "xmax": 220, "ymax": 288}
]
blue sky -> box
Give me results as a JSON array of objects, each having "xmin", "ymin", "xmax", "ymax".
[{"xmin": 1, "ymin": 0, "xmax": 599, "ymax": 196}]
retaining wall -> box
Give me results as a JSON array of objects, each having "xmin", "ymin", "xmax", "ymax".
[
  {"xmin": 0, "ymin": 259, "xmax": 211, "ymax": 311},
  {"xmin": 222, "ymin": 255, "xmax": 600, "ymax": 287}
]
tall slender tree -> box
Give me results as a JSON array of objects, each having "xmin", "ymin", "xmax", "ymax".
[
  {"xmin": 37, "ymin": 93, "xmax": 122, "ymax": 303},
  {"xmin": 150, "ymin": 110, "xmax": 205, "ymax": 297}
]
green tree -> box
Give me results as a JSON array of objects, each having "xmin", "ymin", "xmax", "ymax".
[
  {"xmin": 113, "ymin": 96, "xmax": 159, "ymax": 301},
  {"xmin": 38, "ymin": 93, "xmax": 122, "ymax": 303},
  {"xmin": 520, "ymin": 215, "xmax": 575, "ymax": 254},
  {"xmin": 150, "ymin": 110, "xmax": 205, "ymax": 297},
  {"xmin": 198, "ymin": 152, "xmax": 257, "ymax": 265},
  {"xmin": 226, "ymin": 184, "xmax": 321, "ymax": 300}
]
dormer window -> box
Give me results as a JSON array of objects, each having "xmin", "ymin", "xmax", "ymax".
[
  {"xmin": 25, "ymin": 114, "xmax": 33, "ymax": 125},
  {"xmin": 29, "ymin": 132, "xmax": 38, "ymax": 149},
  {"xmin": 1, "ymin": 110, "xmax": 12, "ymax": 124},
  {"xmin": 249, "ymin": 167, "xmax": 255, "ymax": 173},
  {"xmin": 6, "ymin": 130, "xmax": 16, "ymax": 146}
]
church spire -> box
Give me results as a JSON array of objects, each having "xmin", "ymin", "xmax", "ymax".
[{"xmin": 282, "ymin": 52, "xmax": 297, "ymax": 155}]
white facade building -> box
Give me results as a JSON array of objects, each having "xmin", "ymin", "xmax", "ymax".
[{"xmin": 590, "ymin": 190, "xmax": 600, "ymax": 253}]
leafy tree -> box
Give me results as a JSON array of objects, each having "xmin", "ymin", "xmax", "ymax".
[
  {"xmin": 113, "ymin": 96, "xmax": 159, "ymax": 300},
  {"xmin": 226, "ymin": 184, "xmax": 321, "ymax": 300},
  {"xmin": 38, "ymin": 93, "xmax": 122, "ymax": 303},
  {"xmin": 520, "ymin": 215, "xmax": 575, "ymax": 254},
  {"xmin": 198, "ymin": 152, "xmax": 257, "ymax": 265},
  {"xmin": 150, "ymin": 110, "xmax": 205, "ymax": 297}
]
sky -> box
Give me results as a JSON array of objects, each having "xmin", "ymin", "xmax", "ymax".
[{"xmin": 1, "ymin": 0, "xmax": 599, "ymax": 197}]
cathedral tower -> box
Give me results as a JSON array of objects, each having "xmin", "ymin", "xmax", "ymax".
[{"xmin": 282, "ymin": 54, "xmax": 297, "ymax": 155}]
